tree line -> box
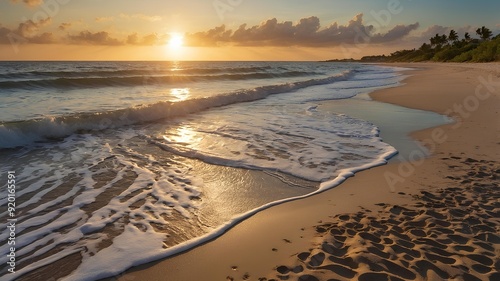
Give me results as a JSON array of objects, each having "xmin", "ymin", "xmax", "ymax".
[{"xmin": 360, "ymin": 26, "xmax": 499, "ymax": 62}]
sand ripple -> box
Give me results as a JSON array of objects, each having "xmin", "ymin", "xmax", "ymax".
[{"xmin": 267, "ymin": 156, "xmax": 499, "ymax": 281}]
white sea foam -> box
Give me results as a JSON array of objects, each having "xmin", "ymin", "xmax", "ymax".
[
  {"xmin": 150, "ymin": 111, "xmax": 391, "ymax": 182},
  {"xmin": 0, "ymin": 132, "xmax": 205, "ymax": 281},
  {"xmin": 0, "ymin": 63, "xmax": 411, "ymax": 281}
]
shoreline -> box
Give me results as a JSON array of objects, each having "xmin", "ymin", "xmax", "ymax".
[
  {"xmin": 115, "ymin": 62, "xmax": 499, "ymax": 281},
  {"xmin": 4, "ymin": 63, "xmax": 428, "ymax": 281}
]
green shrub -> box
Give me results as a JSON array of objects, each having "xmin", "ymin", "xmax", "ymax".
[
  {"xmin": 451, "ymin": 51, "xmax": 473, "ymax": 62},
  {"xmin": 433, "ymin": 48, "xmax": 462, "ymax": 61},
  {"xmin": 471, "ymin": 38, "xmax": 499, "ymax": 62}
]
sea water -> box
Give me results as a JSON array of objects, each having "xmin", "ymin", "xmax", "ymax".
[{"xmin": 0, "ymin": 61, "xmax": 412, "ymax": 280}]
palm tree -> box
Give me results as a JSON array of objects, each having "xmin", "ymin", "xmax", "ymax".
[
  {"xmin": 464, "ymin": 32, "xmax": 471, "ymax": 42},
  {"xmin": 448, "ymin": 30, "xmax": 458, "ymax": 43},
  {"xmin": 476, "ymin": 26, "xmax": 492, "ymax": 41},
  {"xmin": 429, "ymin": 33, "xmax": 448, "ymax": 48},
  {"xmin": 440, "ymin": 34, "xmax": 448, "ymax": 45}
]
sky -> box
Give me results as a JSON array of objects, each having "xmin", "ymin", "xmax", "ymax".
[{"xmin": 0, "ymin": 0, "xmax": 499, "ymax": 61}]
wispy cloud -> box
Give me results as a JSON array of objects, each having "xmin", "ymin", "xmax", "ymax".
[
  {"xmin": 67, "ymin": 30, "xmax": 122, "ymax": 45},
  {"xmin": 10, "ymin": 0, "xmax": 43, "ymax": 7},
  {"xmin": 17, "ymin": 17, "xmax": 52, "ymax": 36},
  {"xmin": 0, "ymin": 26, "xmax": 19, "ymax": 44},
  {"xmin": 29, "ymin": 32, "xmax": 54, "ymax": 43},
  {"xmin": 119, "ymin": 13, "xmax": 162, "ymax": 22},
  {"xmin": 185, "ymin": 14, "xmax": 419, "ymax": 47},
  {"xmin": 66, "ymin": 31, "xmax": 170, "ymax": 46},
  {"xmin": 0, "ymin": 17, "xmax": 52, "ymax": 44},
  {"xmin": 58, "ymin": 22, "xmax": 72, "ymax": 31},
  {"xmin": 370, "ymin": 23, "xmax": 420, "ymax": 43},
  {"xmin": 126, "ymin": 32, "xmax": 168, "ymax": 45},
  {"xmin": 95, "ymin": 17, "xmax": 115, "ymax": 23}
]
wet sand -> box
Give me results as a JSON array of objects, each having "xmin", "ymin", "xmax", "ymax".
[{"xmin": 114, "ymin": 63, "xmax": 499, "ymax": 281}]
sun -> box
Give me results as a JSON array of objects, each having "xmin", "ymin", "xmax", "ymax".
[
  {"xmin": 168, "ymin": 33, "xmax": 184, "ymax": 49},
  {"xmin": 165, "ymin": 32, "xmax": 188, "ymax": 60}
]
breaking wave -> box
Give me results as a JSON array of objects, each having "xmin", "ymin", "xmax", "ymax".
[{"xmin": 0, "ymin": 70, "xmax": 355, "ymax": 148}]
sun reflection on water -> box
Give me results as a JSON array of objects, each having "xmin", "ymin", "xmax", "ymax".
[
  {"xmin": 164, "ymin": 126, "xmax": 202, "ymax": 147},
  {"xmin": 170, "ymin": 88, "xmax": 190, "ymax": 101},
  {"xmin": 170, "ymin": 61, "xmax": 182, "ymax": 72}
]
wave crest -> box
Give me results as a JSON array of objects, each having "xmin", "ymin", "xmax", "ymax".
[
  {"xmin": 0, "ymin": 71, "xmax": 321, "ymax": 90},
  {"xmin": 0, "ymin": 71, "xmax": 354, "ymax": 148}
]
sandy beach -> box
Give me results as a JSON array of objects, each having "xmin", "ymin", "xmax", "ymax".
[
  {"xmin": 112, "ymin": 62, "xmax": 500, "ymax": 281},
  {"xmin": 1, "ymin": 2, "xmax": 499, "ymax": 281}
]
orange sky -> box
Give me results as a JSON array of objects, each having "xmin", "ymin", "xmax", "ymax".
[
  {"xmin": 0, "ymin": 44, "xmax": 411, "ymax": 61},
  {"xmin": 1, "ymin": 0, "xmax": 498, "ymax": 61}
]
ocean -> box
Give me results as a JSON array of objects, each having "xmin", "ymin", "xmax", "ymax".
[{"xmin": 1, "ymin": 61, "xmax": 412, "ymax": 280}]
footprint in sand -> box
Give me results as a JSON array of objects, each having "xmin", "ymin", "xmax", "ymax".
[
  {"xmin": 414, "ymin": 260, "xmax": 450, "ymax": 280},
  {"xmin": 471, "ymin": 263, "xmax": 492, "ymax": 274},
  {"xmin": 276, "ymin": 266, "xmax": 289, "ymax": 275},
  {"xmin": 268, "ymin": 166, "xmax": 499, "ymax": 281},
  {"xmin": 318, "ymin": 264, "xmax": 356, "ymax": 279},
  {"xmin": 297, "ymin": 252, "xmax": 310, "ymax": 261},
  {"xmin": 307, "ymin": 252, "xmax": 325, "ymax": 267},
  {"xmin": 358, "ymin": 272, "xmax": 394, "ymax": 281},
  {"xmin": 297, "ymin": 275, "xmax": 319, "ymax": 281},
  {"xmin": 466, "ymin": 254, "xmax": 494, "ymax": 266},
  {"xmin": 291, "ymin": 265, "xmax": 304, "ymax": 273}
]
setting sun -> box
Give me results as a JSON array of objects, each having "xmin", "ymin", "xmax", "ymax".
[{"xmin": 168, "ymin": 33, "xmax": 184, "ymax": 49}]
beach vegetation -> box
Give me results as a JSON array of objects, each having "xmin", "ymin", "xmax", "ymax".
[
  {"xmin": 448, "ymin": 30, "xmax": 458, "ymax": 44},
  {"xmin": 476, "ymin": 26, "xmax": 493, "ymax": 41},
  {"xmin": 359, "ymin": 26, "xmax": 499, "ymax": 63}
]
